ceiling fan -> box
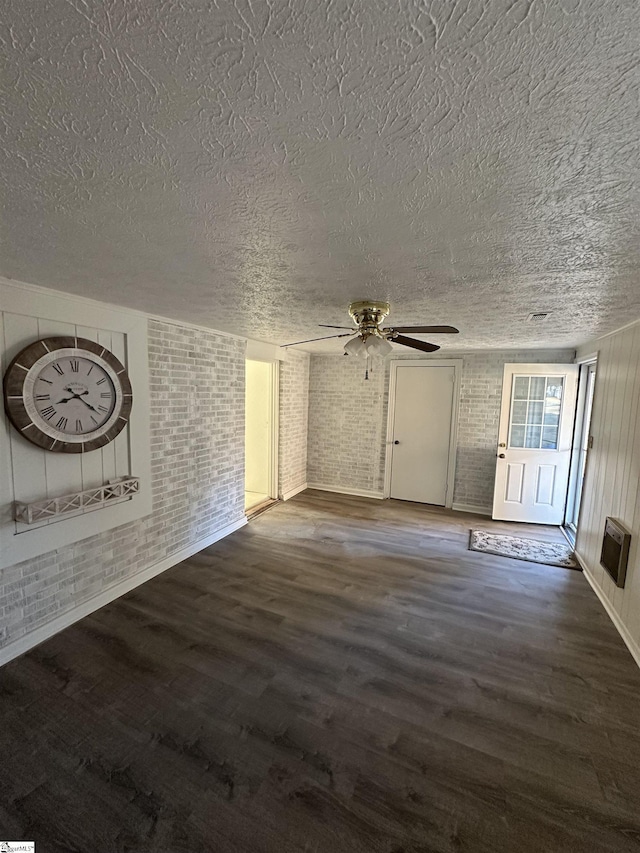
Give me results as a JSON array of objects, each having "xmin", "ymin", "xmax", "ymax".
[{"xmin": 282, "ymin": 300, "xmax": 459, "ymax": 356}]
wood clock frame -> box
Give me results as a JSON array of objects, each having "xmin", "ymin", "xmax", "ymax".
[{"xmin": 3, "ymin": 336, "xmax": 133, "ymax": 453}]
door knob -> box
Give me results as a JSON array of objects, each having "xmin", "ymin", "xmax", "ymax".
[
  {"xmin": 497, "ymin": 453, "xmax": 505, "ymax": 458},
  {"xmin": 394, "ymin": 440, "xmax": 400, "ymax": 445}
]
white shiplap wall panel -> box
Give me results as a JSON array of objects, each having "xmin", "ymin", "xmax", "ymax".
[
  {"xmin": 0, "ymin": 278, "xmax": 152, "ymax": 568},
  {"xmin": 3, "ymin": 313, "xmax": 47, "ymax": 508},
  {"xmin": 38, "ymin": 318, "xmax": 84, "ymax": 502},
  {"xmin": 76, "ymin": 325, "xmax": 107, "ymax": 491},
  {"xmin": 576, "ymin": 321, "xmax": 640, "ymax": 665},
  {"xmin": 98, "ymin": 329, "xmax": 117, "ymax": 486},
  {"xmin": 109, "ymin": 331, "xmax": 131, "ymax": 481},
  {"xmin": 4, "ymin": 317, "xmax": 131, "ymax": 530}
]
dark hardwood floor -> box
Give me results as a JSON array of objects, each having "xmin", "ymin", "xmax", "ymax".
[{"xmin": 2, "ymin": 490, "xmax": 640, "ymax": 852}]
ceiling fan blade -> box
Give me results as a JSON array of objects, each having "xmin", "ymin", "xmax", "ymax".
[
  {"xmin": 318, "ymin": 324, "xmax": 354, "ymax": 330},
  {"xmin": 392, "ymin": 334, "xmax": 440, "ymax": 353},
  {"xmin": 385, "ymin": 325, "xmax": 459, "ymax": 334},
  {"xmin": 280, "ymin": 332, "xmax": 354, "ymax": 347}
]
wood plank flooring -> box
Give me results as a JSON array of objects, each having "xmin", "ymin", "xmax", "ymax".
[{"xmin": 2, "ymin": 490, "xmax": 640, "ymax": 852}]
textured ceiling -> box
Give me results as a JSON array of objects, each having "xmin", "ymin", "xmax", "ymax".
[{"xmin": 2, "ymin": 0, "xmax": 640, "ymax": 352}]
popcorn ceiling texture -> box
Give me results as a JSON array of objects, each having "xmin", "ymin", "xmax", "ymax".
[
  {"xmin": 278, "ymin": 351, "xmax": 310, "ymax": 497},
  {"xmin": 0, "ymin": 320, "xmax": 246, "ymax": 649},
  {"xmin": 2, "ymin": 1, "xmax": 640, "ymax": 351},
  {"xmin": 308, "ymin": 350, "xmax": 575, "ymax": 509}
]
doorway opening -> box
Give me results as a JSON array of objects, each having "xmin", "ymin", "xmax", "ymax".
[
  {"xmin": 245, "ymin": 359, "xmax": 278, "ymax": 514},
  {"xmin": 563, "ymin": 359, "xmax": 597, "ymax": 543}
]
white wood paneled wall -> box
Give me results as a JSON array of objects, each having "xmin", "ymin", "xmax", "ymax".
[
  {"xmin": 3, "ymin": 314, "xmax": 131, "ymax": 533},
  {"xmin": 0, "ymin": 278, "xmax": 152, "ymax": 569},
  {"xmin": 576, "ymin": 321, "xmax": 640, "ymax": 665}
]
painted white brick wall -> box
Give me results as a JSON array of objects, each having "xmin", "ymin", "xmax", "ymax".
[
  {"xmin": 308, "ymin": 355, "xmax": 386, "ymax": 493},
  {"xmin": 0, "ymin": 319, "xmax": 246, "ymax": 649},
  {"xmin": 278, "ymin": 350, "xmax": 310, "ymax": 497},
  {"xmin": 308, "ymin": 349, "xmax": 574, "ymax": 507}
]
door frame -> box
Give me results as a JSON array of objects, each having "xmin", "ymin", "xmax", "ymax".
[
  {"xmin": 564, "ymin": 353, "xmax": 598, "ymax": 539},
  {"xmin": 492, "ymin": 362, "xmax": 579, "ymax": 524},
  {"xmin": 383, "ymin": 359, "xmax": 462, "ymax": 507},
  {"xmin": 245, "ymin": 358, "xmax": 280, "ymax": 501}
]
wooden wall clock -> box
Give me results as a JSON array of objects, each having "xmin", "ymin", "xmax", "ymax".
[{"xmin": 3, "ymin": 336, "xmax": 133, "ymax": 453}]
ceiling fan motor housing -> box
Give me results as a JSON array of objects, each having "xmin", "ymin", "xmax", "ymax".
[{"xmin": 348, "ymin": 301, "xmax": 390, "ymax": 335}]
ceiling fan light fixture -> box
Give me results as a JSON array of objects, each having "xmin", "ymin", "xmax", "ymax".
[
  {"xmin": 343, "ymin": 336, "xmax": 367, "ymax": 357},
  {"xmin": 364, "ymin": 335, "xmax": 393, "ymax": 356}
]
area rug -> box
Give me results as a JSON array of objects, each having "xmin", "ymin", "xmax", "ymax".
[{"xmin": 469, "ymin": 529, "xmax": 580, "ymax": 570}]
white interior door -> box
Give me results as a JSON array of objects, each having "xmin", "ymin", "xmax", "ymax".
[
  {"xmin": 493, "ymin": 364, "xmax": 578, "ymax": 524},
  {"xmin": 389, "ymin": 362, "xmax": 458, "ymax": 505}
]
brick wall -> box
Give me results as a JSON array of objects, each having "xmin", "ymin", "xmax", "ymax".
[
  {"xmin": 278, "ymin": 350, "xmax": 310, "ymax": 498},
  {"xmin": 0, "ymin": 319, "xmax": 246, "ymax": 649},
  {"xmin": 308, "ymin": 355, "xmax": 387, "ymax": 493},
  {"xmin": 308, "ymin": 349, "xmax": 574, "ymax": 507}
]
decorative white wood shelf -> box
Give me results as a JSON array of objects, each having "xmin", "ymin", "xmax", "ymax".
[{"xmin": 13, "ymin": 477, "xmax": 140, "ymax": 525}]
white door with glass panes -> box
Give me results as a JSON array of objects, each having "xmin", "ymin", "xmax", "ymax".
[{"xmin": 493, "ymin": 364, "xmax": 578, "ymax": 524}]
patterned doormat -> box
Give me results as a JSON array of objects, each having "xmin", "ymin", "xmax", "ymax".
[{"xmin": 469, "ymin": 529, "xmax": 580, "ymax": 570}]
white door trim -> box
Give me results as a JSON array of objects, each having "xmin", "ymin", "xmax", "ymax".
[
  {"xmin": 383, "ymin": 359, "xmax": 462, "ymax": 507},
  {"xmin": 269, "ymin": 360, "xmax": 280, "ymax": 500},
  {"xmin": 564, "ymin": 357, "xmax": 597, "ymax": 532}
]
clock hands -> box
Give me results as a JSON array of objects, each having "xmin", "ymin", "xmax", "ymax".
[{"xmin": 57, "ymin": 388, "xmax": 100, "ymax": 413}]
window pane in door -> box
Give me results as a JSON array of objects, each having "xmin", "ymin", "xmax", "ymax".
[
  {"xmin": 528, "ymin": 401, "xmax": 544, "ymax": 425},
  {"xmin": 530, "ymin": 376, "xmax": 546, "ymax": 399},
  {"xmin": 512, "ymin": 400, "xmax": 528, "ymax": 423},
  {"xmin": 525, "ymin": 424, "xmax": 542, "ymax": 447},
  {"xmin": 509, "ymin": 374, "xmax": 564, "ymax": 450},
  {"xmin": 510, "ymin": 425, "xmax": 526, "ymax": 447},
  {"xmin": 514, "ymin": 377, "xmax": 530, "ymax": 399}
]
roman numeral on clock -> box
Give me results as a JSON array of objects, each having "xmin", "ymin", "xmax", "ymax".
[
  {"xmin": 52, "ymin": 363, "xmax": 64, "ymax": 375},
  {"xmin": 100, "ymin": 392, "xmax": 111, "ymax": 398},
  {"xmin": 40, "ymin": 405, "xmax": 56, "ymax": 420},
  {"xmin": 56, "ymin": 416, "xmax": 68, "ymax": 430},
  {"xmin": 69, "ymin": 359, "xmax": 79, "ymax": 372},
  {"xmin": 75, "ymin": 419, "xmax": 83, "ymax": 432},
  {"xmin": 96, "ymin": 378, "xmax": 106, "ymax": 385},
  {"xmin": 97, "ymin": 404, "xmax": 109, "ymax": 413},
  {"xmin": 35, "ymin": 394, "xmax": 50, "ymax": 401}
]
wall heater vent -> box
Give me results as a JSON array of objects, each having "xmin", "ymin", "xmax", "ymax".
[{"xmin": 600, "ymin": 517, "xmax": 631, "ymax": 588}]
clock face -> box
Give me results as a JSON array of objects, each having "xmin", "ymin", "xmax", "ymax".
[
  {"xmin": 3, "ymin": 337, "xmax": 133, "ymax": 453},
  {"xmin": 33, "ymin": 356, "xmax": 117, "ymax": 435}
]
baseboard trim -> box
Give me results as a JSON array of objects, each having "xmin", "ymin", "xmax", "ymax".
[
  {"xmin": 307, "ymin": 483, "xmax": 384, "ymax": 500},
  {"xmin": 577, "ymin": 551, "xmax": 640, "ymax": 670},
  {"xmin": 280, "ymin": 482, "xmax": 308, "ymax": 501},
  {"xmin": 0, "ymin": 516, "xmax": 247, "ymax": 668},
  {"xmin": 452, "ymin": 503, "xmax": 492, "ymax": 516}
]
